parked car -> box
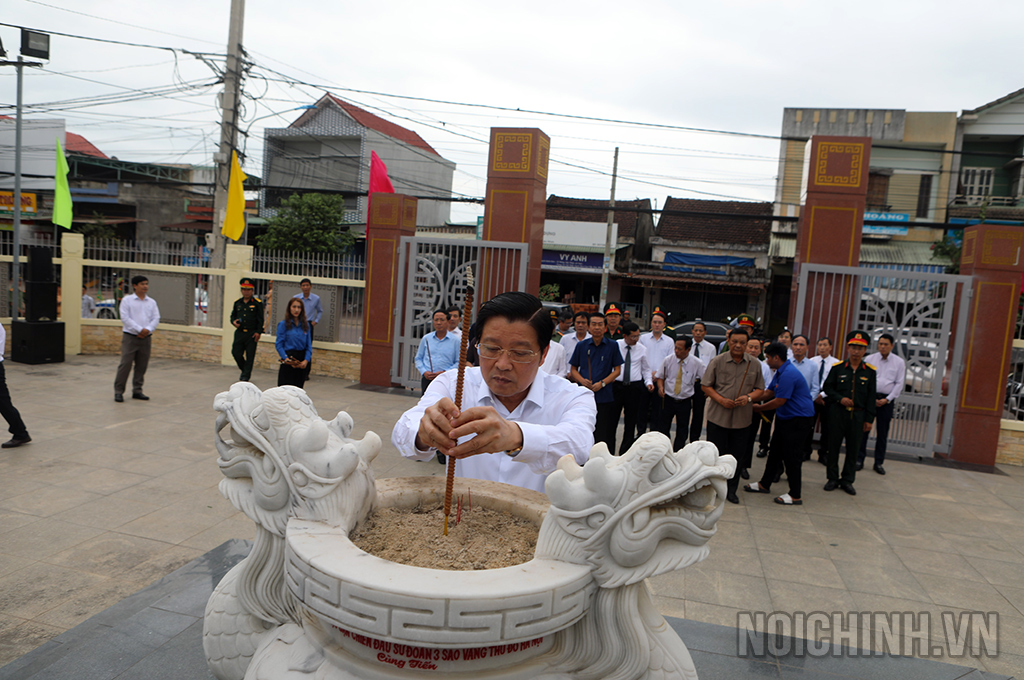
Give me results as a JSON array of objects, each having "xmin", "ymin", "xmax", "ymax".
[
  {"xmin": 541, "ymin": 301, "xmax": 573, "ymax": 320},
  {"xmin": 671, "ymin": 320, "xmax": 731, "ymax": 349}
]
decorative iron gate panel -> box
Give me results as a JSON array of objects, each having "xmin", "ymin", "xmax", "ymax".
[
  {"xmin": 391, "ymin": 237, "xmax": 529, "ymax": 389},
  {"xmin": 793, "ymin": 263, "xmax": 971, "ymax": 457}
]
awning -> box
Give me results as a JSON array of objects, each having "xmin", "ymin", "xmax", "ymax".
[
  {"xmin": 617, "ymin": 271, "xmax": 765, "ymax": 290},
  {"xmin": 770, "ymin": 233, "xmax": 952, "ymax": 267}
]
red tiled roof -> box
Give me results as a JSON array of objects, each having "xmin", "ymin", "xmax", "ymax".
[
  {"xmin": 656, "ymin": 197, "xmax": 772, "ymax": 246},
  {"xmin": 310, "ymin": 94, "xmax": 439, "ymax": 156},
  {"xmin": 65, "ymin": 132, "xmax": 107, "ymax": 159},
  {"xmin": 545, "ymin": 195, "xmax": 652, "ymax": 238}
]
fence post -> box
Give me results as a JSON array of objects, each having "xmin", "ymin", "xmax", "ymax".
[
  {"xmin": 221, "ymin": 243, "xmax": 253, "ymax": 366},
  {"xmin": 62, "ymin": 232, "xmax": 84, "ymax": 356}
]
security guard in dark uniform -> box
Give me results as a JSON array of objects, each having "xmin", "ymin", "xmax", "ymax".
[
  {"xmin": 604, "ymin": 303, "xmax": 625, "ymax": 340},
  {"xmin": 822, "ymin": 330, "xmax": 876, "ymax": 495},
  {"xmin": 231, "ymin": 278, "xmax": 264, "ymax": 382}
]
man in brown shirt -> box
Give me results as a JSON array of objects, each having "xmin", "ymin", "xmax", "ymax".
[{"xmin": 701, "ymin": 326, "xmax": 765, "ymax": 504}]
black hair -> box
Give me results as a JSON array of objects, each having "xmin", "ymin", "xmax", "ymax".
[
  {"xmin": 433, "ymin": 308, "xmax": 449, "ymax": 319},
  {"xmin": 730, "ymin": 327, "xmax": 750, "ymax": 340},
  {"xmin": 692, "ymin": 321, "xmax": 706, "ymax": 331},
  {"xmin": 589, "ymin": 312, "xmax": 606, "ymax": 323},
  {"xmin": 299, "ymin": 278, "xmax": 312, "ymax": 286},
  {"xmin": 446, "ymin": 305, "xmax": 461, "ymax": 316},
  {"xmin": 558, "ymin": 310, "xmax": 574, "ymax": 322},
  {"xmin": 131, "ymin": 275, "xmax": 148, "ymax": 286},
  {"xmin": 818, "ymin": 336, "xmax": 833, "ymax": 346},
  {"xmin": 764, "ymin": 341, "xmax": 788, "ymax": 359},
  {"xmin": 651, "ymin": 311, "xmax": 668, "ymax": 322},
  {"xmin": 792, "ymin": 334, "xmax": 809, "ymax": 344},
  {"xmin": 879, "ymin": 333, "xmax": 895, "ymax": 344},
  {"xmin": 777, "ymin": 329, "xmax": 792, "ymax": 340},
  {"xmin": 621, "ymin": 321, "xmax": 640, "ymax": 335},
  {"xmin": 476, "ymin": 291, "xmax": 553, "ymax": 348},
  {"xmin": 676, "ymin": 335, "xmax": 693, "ymax": 349},
  {"xmin": 573, "ymin": 311, "xmax": 590, "ymax": 323}
]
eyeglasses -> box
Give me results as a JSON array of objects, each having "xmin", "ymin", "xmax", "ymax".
[{"xmin": 477, "ymin": 343, "xmax": 539, "ymax": 364}]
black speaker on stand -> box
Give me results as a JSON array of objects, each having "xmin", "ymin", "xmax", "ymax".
[{"xmin": 13, "ymin": 246, "xmax": 64, "ymax": 364}]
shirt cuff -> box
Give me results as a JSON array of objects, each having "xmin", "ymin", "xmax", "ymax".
[{"xmin": 511, "ymin": 422, "xmax": 543, "ymax": 463}]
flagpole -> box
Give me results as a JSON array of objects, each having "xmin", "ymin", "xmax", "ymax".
[{"xmin": 12, "ymin": 56, "xmax": 24, "ymax": 320}]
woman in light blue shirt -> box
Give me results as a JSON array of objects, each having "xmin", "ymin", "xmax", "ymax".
[{"xmin": 276, "ymin": 298, "xmax": 313, "ymax": 388}]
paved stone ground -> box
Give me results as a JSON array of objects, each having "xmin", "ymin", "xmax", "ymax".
[{"xmin": 0, "ymin": 355, "xmax": 1021, "ymax": 677}]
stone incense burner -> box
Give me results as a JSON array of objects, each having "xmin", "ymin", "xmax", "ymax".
[{"xmin": 203, "ymin": 383, "xmax": 735, "ymax": 680}]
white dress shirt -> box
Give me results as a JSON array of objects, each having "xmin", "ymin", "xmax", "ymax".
[
  {"xmin": 691, "ymin": 339, "xmax": 716, "ymax": 368},
  {"xmin": 540, "ymin": 340, "xmax": 569, "ymax": 378},
  {"xmin": 615, "ymin": 339, "xmax": 652, "ymax": 386},
  {"xmin": 119, "ymin": 293, "xmax": 160, "ymax": 336},
  {"xmin": 392, "ymin": 367, "xmax": 596, "ymax": 493},
  {"xmin": 639, "ymin": 332, "xmax": 675, "ymax": 382},
  {"xmin": 657, "ymin": 354, "xmax": 706, "ymax": 400},
  {"xmin": 559, "ymin": 331, "xmax": 590, "ymax": 362},
  {"xmin": 759, "ymin": 359, "xmax": 774, "ymax": 389},
  {"xmin": 809, "ymin": 354, "xmax": 838, "ymax": 398},
  {"xmin": 866, "ymin": 351, "xmax": 906, "ymax": 402}
]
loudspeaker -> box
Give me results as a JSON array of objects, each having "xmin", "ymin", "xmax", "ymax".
[
  {"xmin": 11, "ymin": 320, "xmax": 64, "ymax": 365},
  {"xmin": 26, "ymin": 246, "xmax": 54, "ymax": 282},
  {"xmin": 25, "ymin": 281, "xmax": 58, "ymax": 321}
]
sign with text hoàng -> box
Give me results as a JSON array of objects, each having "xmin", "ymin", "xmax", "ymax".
[{"xmin": 0, "ymin": 192, "xmax": 37, "ymax": 215}]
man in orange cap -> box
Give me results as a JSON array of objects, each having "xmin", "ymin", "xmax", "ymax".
[
  {"xmin": 821, "ymin": 330, "xmax": 876, "ymax": 495},
  {"xmin": 231, "ymin": 277, "xmax": 264, "ymax": 382},
  {"xmin": 604, "ymin": 303, "xmax": 624, "ymax": 341}
]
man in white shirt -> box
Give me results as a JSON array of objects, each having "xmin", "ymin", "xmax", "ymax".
[
  {"xmin": 0, "ymin": 322, "xmax": 30, "ymax": 447},
  {"xmin": 539, "ymin": 338, "xmax": 568, "ymax": 378},
  {"xmin": 612, "ymin": 321, "xmax": 653, "ymax": 454},
  {"xmin": 81, "ymin": 287, "xmax": 96, "ymax": 319},
  {"xmin": 656, "ymin": 336, "xmax": 706, "ymax": 451},
  {"xmin": 114, "ymin": 275, "xmax": 160, "ymax": 402},
  {"xmin": 808, "ymin": 336, "xmax": 838, "ymax": 464},
  {"xmin": 447, "ymin": 306, "xmax": 463, "ymax": 341},
  {"xmin": 558, "ymin": 311, "xmax": 591, "ymax": 366},
  {"xmin": 639, "ymin": 311, "xmax": 675, "ymax": 434},
  {"xmin": 858, "ymin": 333, "xmax": 906, "ymax": 475},
  {"xmin": 688, "ymin": 321, "xmax": 717, "ymax": 443},
  {"xmin": 393, "ymin": 292, "xmax": 596, "ymax": 494}
]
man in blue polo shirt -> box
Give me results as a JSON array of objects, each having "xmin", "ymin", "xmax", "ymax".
[
  {"xmin": 744, "ymin": 341, "xmax": 816, "ymax": 506},
  {"xmin": 569, "ymin": 312, "xmax": 623, "ymax": 451}
]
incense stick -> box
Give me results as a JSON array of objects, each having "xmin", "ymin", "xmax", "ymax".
[{"xmin": 444, "ymin": 267, "xmax": 474, "ymax": 536}]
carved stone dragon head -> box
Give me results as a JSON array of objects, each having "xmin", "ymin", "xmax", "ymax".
[
  {"xmin": 539, "ymin": 433, "xmax": 736, "ymax": 588},
  {"xmin": 213, "ymin": 383, "xmax": 380, "ymax": 536}
]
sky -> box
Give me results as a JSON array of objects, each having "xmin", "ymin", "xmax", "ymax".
[{"xmin": 3, "ymin": 0, "xmax": 1024, "ymax": 223}]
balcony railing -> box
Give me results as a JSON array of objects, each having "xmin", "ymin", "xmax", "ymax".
[{"xmin": 950, "ymin": 195, "xmax": 1022, "ymax": 207}]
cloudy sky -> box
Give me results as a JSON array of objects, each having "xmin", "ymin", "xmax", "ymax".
[{"xmin": 3, "ymin": 0, "xmax": 1023, "ymax": 221}]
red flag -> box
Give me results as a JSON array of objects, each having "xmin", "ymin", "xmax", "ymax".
[{"xmin": 368, "ymin": 151, "xmax": 394, "ymax": 222}]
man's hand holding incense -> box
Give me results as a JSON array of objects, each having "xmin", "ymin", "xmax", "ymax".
[{"xmin": 416, "ymin": 398, "xmax": 523, "ymax": 459}]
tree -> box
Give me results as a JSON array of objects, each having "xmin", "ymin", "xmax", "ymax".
[
  {"xmin": 539, "ymin": 283, "xmax": 560, "ymax": 301},
  {"xmin": 71, "ymin": 211, "xmax": 118, "ymax": 239},
  {"xmin": 257, "ymin": 193, "xmax": 354, "ymax": 253}
]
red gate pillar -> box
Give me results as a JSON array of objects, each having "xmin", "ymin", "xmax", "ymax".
[
  {"xmin": 790, "ymin": 136, "xmax": 872, "ymax": 342},
  {"xmin": 950, "ymin": 225, "xmax": 1024, "ymax": 465},
  {"xmin": 480, "ymin": 128, "xmax": 550, "ymax": 299},
  {"xmin": 360, "ymin": 193, "xmax": 417, "ymax": 388}
]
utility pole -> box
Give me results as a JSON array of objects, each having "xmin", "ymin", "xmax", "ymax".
[
  {"xmin": 208, "ymin": 0, "xmax": 246, "ymax": 328},
  {"xmin": 1, "ymin": 35, "xmax": 46, "ymax": 319},
  {"xmin": 598, "ymin": 147, "xmax": 619, "ymax": 311}
]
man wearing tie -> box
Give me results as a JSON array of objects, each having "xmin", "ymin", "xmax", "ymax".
[
  {"xmin": 858, "ymin": 333, "xmax": 906, "ymax": 475},
  {"xmin": 688, "ymin": 321, "xmax": 717, "ymax": 443},
  {"xmin": 656, "ymin": 336, "xmax": 706, "ymax": 451},
  {"xmin": 612, "ymin": 321, "xmax": 653, "ymax": 454},
  {"xmin": 809, "ymin": 337, "xmax": 837, "ymax": 464}
]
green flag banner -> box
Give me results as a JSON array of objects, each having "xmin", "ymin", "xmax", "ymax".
[{"xmin": 53, "ymin": 138, "xmax": 73, "ymax": 229}]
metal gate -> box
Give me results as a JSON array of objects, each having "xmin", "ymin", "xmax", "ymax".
[
  {"xmin": 391, "ymin": 236, "xmax": 529, "ymax": 390},
  {"xmin": 793, "ymin": 263, "xmax": 972, "ymax": 457}
]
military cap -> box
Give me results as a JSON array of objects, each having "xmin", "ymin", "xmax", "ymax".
[
  {"xmin": 736, "ymin": 313, "xmax": 755, "ymax": 327},
  {"xmin": 604, "ymin": 303, "xmax": 622, "ymax": 316},
  {"xmin": 239, "ymin": 277, "xmax": 255, "ymax": 289},
  {"xmin": 846, "ymin": 330, "xmax": 870, "ymax": 346}
]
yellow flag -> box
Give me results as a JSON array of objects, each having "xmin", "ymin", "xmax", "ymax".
[{"xmin": 221, "ymin": 150, "xmax": 247, "ymax": 241}]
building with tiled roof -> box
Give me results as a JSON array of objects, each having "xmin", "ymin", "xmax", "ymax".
[{"xmin": 262, "ymin": 95, "xmax": 455, "ymax": 226}]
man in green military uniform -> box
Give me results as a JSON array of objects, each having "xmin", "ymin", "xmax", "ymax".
[
  {"xmin": 604, "ymin": 303, "xmax": 625, "ymax": 340},
  {"xmin": 822, "ymin": 329, "xmax": 876, "ymax": 495},
  {"xmin": 231, "ymin": 278, "xmax": 264, "ymax": 382}
]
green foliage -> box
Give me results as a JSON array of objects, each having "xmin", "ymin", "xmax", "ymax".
[
  {"xmin": 930, "ymin": 232, "xmax": 962, "ymax": 275},
  {"xmin": 71, "ymin": 211, "xmax": 118, "ymax": 239},
  {"xmin": 539, "ymin": 283, "xmax": 560, "ymax": 301},
  {"xmin": 257, "ymin": 193, "xmax": 354, "ymax": 254}
]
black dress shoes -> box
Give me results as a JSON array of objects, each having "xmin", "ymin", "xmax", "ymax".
[
  {"xmin": 740, "ymin": 468, "xmax": 750, "ymax": 480},
  {"xmin": 873, "ymin": 464, "xmax": 886, "ymax": 475},
  {"xmin": 132, "ymin": 393, "xmax": 150, "ymax": 401},
  {"xmin": 726, "ymin": 492, "xmax": 739, "ymax": 505},
  {"xmin": 114, "ymin": 394, "xmax": 124, "ymax": 402},
  {"xmin": 855, "ymin": 461, "xmax": 864, "ymax": 471},
  {"xmin": 823, "ymin": 480, "xmax": 838, "ymax": 491},
  {"xmin": 840, "ymin": 482, "xmax": 857, "ymax": 495},
  {"xmin": 1, "ymin": 436, "xmax": 30, "ymax": 448}
]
